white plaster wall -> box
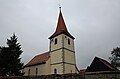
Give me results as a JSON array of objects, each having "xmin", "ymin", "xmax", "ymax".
[
  {"xmin": 64, "ymin": 64, "xmax": 76, "ymax": 73},
  {"xmin": 51, "ymin": 64, "xmax": 63, "ymax": 74},
  {"xmin": 63, "ymin": 35, "xmax": 74, "ymax": 51},
  {"xmin": 50, "ymin": 49, "xmax": 63, "ymax": 64},
  {"xmin": 50, "ymin": 34, "xmax": 63, "ymax": 51},
  {"xmin": 23, "ymin": 59, "xmax": 51, "ymax": 76},
  {"xmin": 64, "ymin": 50, "xmax": 75, "ymax": 64},
  {"xmin": 23, "ymin": 64, "xmax": 46, "ymax": 76}
]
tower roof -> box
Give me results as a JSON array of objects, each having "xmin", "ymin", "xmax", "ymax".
[{"xmin": 49, "ymin": 9, "xmax": 74, "ymax": 39}]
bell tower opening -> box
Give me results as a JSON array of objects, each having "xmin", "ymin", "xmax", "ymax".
[
  {"xmin": 68, "ymin": 38, "xmax": 70, "ymax": 45},
  {"xmin": 55, "ymin": 38, "xmax": 57, "ymax": 45}
]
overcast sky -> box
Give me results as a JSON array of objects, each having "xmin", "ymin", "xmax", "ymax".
[{"xmin": 0, "ymin": 0, "xmax": 120, "ymax": 69}]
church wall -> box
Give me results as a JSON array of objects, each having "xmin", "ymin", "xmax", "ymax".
[
  {"xmin": 23, "ymin": 59, "xmax": 51, "ymax": 76},
  {"xmin": 50, "ymin": 49, "xmax": 62, "ymax": 64},
  {"xmin": 50, "ymin": 34, "xmax": 63, "ymax": 51},
  {"xmin": 36, "ymin": 64, "xmax": 46, "ymax": 75},
  {"xmin": 50, "ymin": 64, "xmax": 63, "ymax": 74},
  {"xmin": 63, "ymin": 35, "xmax": 74, "ymax": 51},
  {"xmin": 23, "ymin": 64, "xmax": 46, "ymax": 76},
  {"xmin": 64, "ymin": 64, "xmax": 76, "ymax": 73},
  {"xmin": 45, "ymin": 58, "xmax": 51, "ymax": 74},
  {"xmin": 50, "ymin": 34, "xmax": 75, "ymax": 51},
  {"xmin": 64, "ymin": 50, "xmax": 75, "ymax": 64}
]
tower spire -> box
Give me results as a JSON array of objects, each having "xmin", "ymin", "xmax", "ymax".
[{"xmin": 49, "ymin": 7, "xmax": 74, "ymax": 39}]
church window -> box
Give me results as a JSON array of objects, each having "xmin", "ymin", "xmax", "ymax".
[
  {"xmin": 54, "ymin": 69, "xmax": 57, "ymax": 74},
  {"xmin": 65, "ymin": 36, "xmax": 67, "ymax": 38},
  {"xmin": 68, "ymin": 38, "xmax": 70, "ymax": 45},
  {"xmin": 55, "ymin": 38, "xmax": 57, "ymax": 44},
  {"xmin": 36, "ymin": 68, "xmax": 38, "ymax": 75},
  {"xmin": 28, "ymin": 69, "xmax": 30, "ymax": 75}
]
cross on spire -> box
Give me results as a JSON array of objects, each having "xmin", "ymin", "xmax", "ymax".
[{"xmin": 59, "ymin": 4, "xmax": 61, "ymax": 11}]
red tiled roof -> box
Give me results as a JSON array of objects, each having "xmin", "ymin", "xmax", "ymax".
[
  {"xmin": 24, "ymin": 52, "xmax": 50, "ymax": 67},
  {"xmin": 80, "ymin": 69, "xmax": 86, "ymax": 72},
  {"xmin": 49, "ymin": 10, "xmax": 74, "ymax": 39}
]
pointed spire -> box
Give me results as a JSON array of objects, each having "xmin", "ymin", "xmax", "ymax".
[{"xmin": 49, "ymin": 7, "xmax": 74, "ymax": 39}]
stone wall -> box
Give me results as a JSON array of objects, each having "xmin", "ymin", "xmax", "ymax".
[
  {"xmin": 85, "ymin": 71, "xmax": 120, "ymax": 79},
  {"xmin": 0, "ymin": 74, "xmax": 83, "ymax": 79},
  {"xmin": 0, "ymin": 71, "xmax": 120, "ymax": 79}
]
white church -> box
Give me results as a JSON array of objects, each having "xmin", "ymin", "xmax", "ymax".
[{"xmin": 23, "ymin": 8, "xmax": 78, "ymax": 76}]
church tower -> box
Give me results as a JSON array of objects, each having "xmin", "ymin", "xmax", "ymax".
[{"xmin": 49, "ymin": 8, "xmax": 77, "ymax": 74}]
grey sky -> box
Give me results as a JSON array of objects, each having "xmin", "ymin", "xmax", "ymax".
[{"xmin": 0, "ymin": 0, "xmax": 120, "ymax": 69}]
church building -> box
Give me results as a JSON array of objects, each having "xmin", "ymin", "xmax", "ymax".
[{"xmin": 23, "ymin": 8, "xmax": 78, "ymax": 76}]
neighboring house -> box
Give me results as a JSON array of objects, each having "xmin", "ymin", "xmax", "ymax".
[
  {"xmin": 86, "ymin": 57, "xmax": 118, "ymax": 72},
  {"xmin": 23, "ymin": 8, "xmax": 78, "ymax": 76}
]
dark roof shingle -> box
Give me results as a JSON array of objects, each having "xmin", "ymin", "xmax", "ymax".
[{"xmin": 86, "ymin": 57, "xmax": 118, "ymax": 72}]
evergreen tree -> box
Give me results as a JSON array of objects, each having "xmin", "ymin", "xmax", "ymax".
[
  {"xmin": 109, "ymin": 47, "xmax": 120, "ymax": 69},
  {"xmin": 0, "ymin": 34, "xmax": 24, "ymax": 76},
  {"xmin": 0, "ymin": 47, "xmax": 11, "ymax": 76}
]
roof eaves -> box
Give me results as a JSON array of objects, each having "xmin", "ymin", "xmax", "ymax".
[{"xmin": 24, "ymin": 62, "xmax": 46, "ymax": 67}]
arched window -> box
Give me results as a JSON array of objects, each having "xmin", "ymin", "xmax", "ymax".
[
  {"xmin": 54, "ymin": 69, "xmax": 57, "ymax": 74},
  {"xmin": 28, "ymin": 69, "xmax": 30, "ymax": 75},
  {"xmin": 55, "ymin": 38, "xmax": 57, "ymax": 44},
  {"xmin": 36, "ymin": 68, "xmax": 38, "ymax": 75},
  {"xmin": 68, "ymin": 38, "xmax": 70, "ymax": 45}
]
